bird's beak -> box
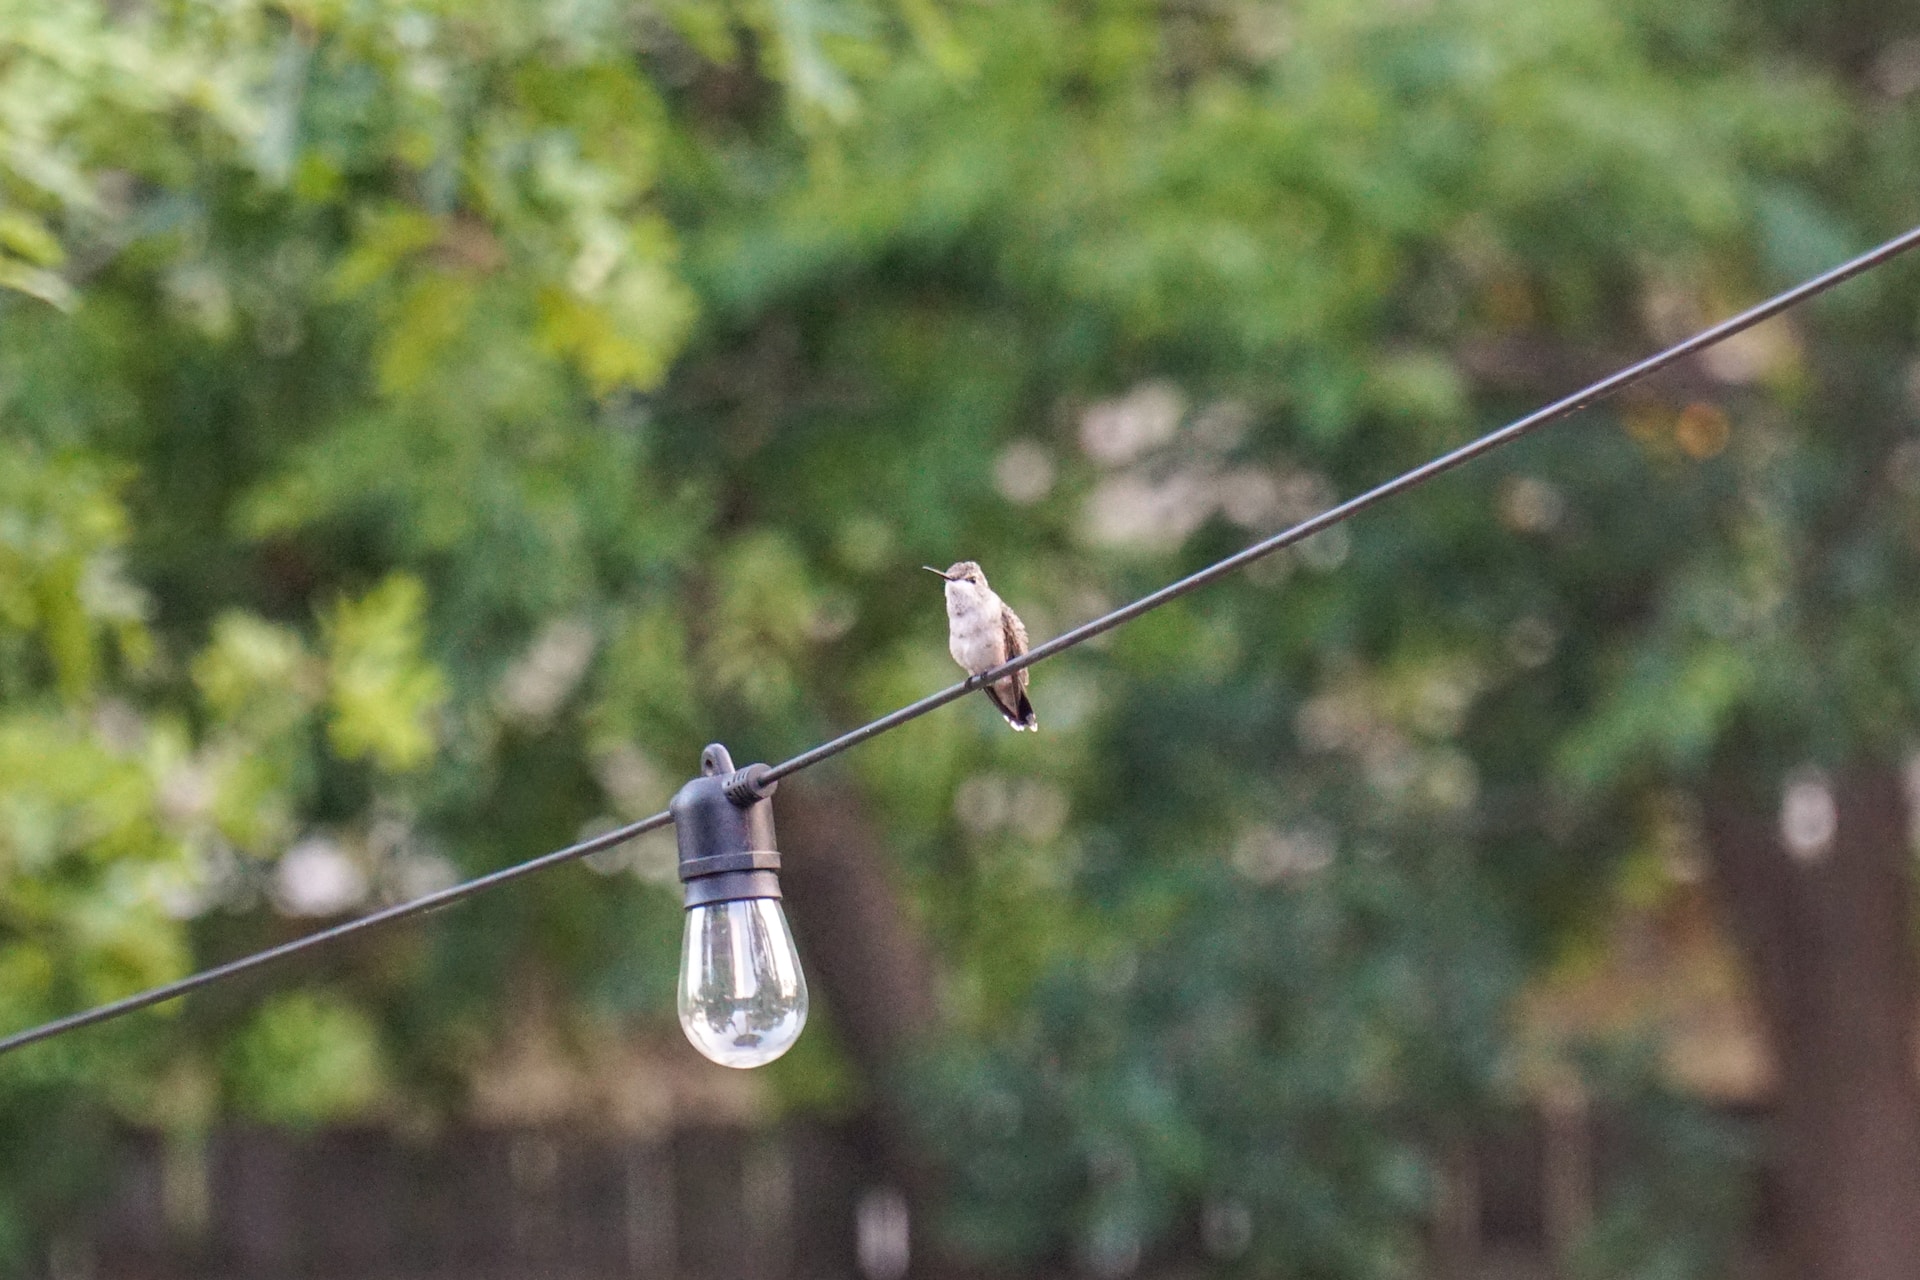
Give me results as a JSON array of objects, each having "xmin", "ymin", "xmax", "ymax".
[{"xmin": 923, "ymin": 566, "xmax": 955, "ymax": 580}]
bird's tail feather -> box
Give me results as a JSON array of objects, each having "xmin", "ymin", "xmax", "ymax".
[
  {"xmin": 985, "ymin": 686, "xmax": 1038, "ymax": 731},
  {"xmin": 985, "ymin": 686, "xmax": 1038, "ymax": 732}
]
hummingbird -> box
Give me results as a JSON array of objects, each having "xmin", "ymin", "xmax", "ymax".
[{"xmin": 925, "ymin": 561, "xmax": 1038, "ymax": 731}]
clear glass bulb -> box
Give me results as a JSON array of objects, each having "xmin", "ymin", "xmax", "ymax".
[{"xmin": 677, "ymin": 897, "xmax": 808, "ymax": 1068}]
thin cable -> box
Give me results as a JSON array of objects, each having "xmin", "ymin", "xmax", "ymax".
[
  {"xmin": 3, "ymin": 222, "xmax": 1917, "ymax": 1060},
  {"xmin": 763, "ymin": 222, "xmax": 1920, "ymax": 782},
  {"xmin": 0, "ymin": 812, "xmax": 672, "ymax": 1056}
]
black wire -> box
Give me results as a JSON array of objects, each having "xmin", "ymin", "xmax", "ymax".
[
  {"xmin": 761, "ymin": 221, "xmax": 1920, "ymax": 782},
  {"xmin": 3, "ymin": 223, "xmax": 1917, "ymax": 1060},
  {"xmin": 0, "ymin": 813, "xmax": 674, "ymax": 1056}
]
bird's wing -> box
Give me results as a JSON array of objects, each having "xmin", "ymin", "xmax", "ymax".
[
  {"xmin": 1002, "ymin": 606, "xmax": 1030, "ymax": 656},
  {"xmin": 1002, "ymin": 606, "xmax": 1031, "ymax": 694}
]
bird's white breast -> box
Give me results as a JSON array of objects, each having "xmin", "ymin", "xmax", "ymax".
[{"xmin": 945, "ymin": 585, "xmax": 1005, "ymax": 673}]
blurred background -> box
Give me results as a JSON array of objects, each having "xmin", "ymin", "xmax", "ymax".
[{"xmin": 3, "ymin": 0, "xmax": 1920, "ymax": 1276}]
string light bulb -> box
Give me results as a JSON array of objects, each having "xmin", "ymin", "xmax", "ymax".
[{"xmin": 670, "ymin": 744, "xmax": 808, "ymax": 1068}]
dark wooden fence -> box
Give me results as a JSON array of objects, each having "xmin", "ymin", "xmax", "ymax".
[
  {"xmin": 36, "ymin": 1109, "xmax": 1775, "ymax": 1279},
  {"xmin": 53, "ymin": 1123, "xmax": 873, "ymax": 1280}
]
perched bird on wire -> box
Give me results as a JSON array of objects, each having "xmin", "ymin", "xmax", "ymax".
[{"xmin": 925, "ymin": 561, "xmax": 1037, "ymax": 731}]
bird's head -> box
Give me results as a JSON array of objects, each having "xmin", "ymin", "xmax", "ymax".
[{"xmin": 924, "ymin": 561, "xmax": 987, "ymax": 589}]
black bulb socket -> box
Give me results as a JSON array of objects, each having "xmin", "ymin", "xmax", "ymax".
[{"xmin": 671, "ymin": 744, "xmax": 782, "ymax": 909}]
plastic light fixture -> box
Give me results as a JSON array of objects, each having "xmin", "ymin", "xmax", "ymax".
[{"xmin": 670, "ymin": 744, "xmax": 808, "ymax": 1068}]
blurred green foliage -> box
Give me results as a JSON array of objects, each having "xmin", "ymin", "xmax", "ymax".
[{"xmin": 3, "ymin": 0, "xmax": 1919, "ymax": 1272}]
